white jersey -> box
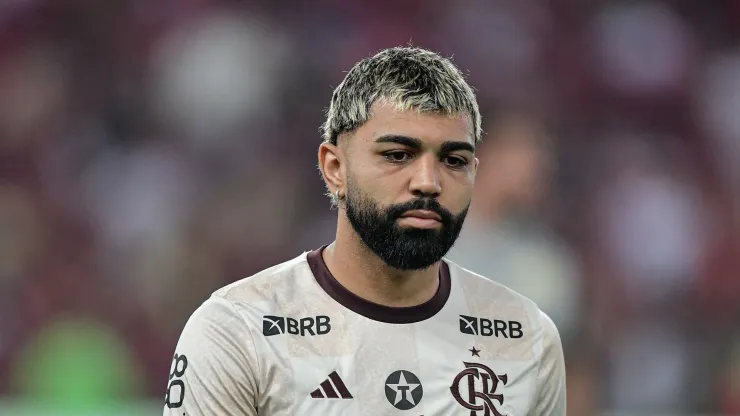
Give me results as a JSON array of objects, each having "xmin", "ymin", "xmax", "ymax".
[{"xmin": 163, "ymin": 247, "xmax": 566, "ymax": 415}]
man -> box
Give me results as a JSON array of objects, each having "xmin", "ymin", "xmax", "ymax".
[{"xmin": 163, "ymin": 47, "xmax": 566, "ymax": 415}]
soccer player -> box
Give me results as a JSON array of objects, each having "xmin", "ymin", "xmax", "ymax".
[{"xmin": 163, "ymin": 47, "xmax": 566, "ymax": 415}]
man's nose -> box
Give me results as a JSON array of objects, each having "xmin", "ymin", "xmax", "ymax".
[{"xmin": 409, "ymin": 155, "xmax": 442, "ymax": 198}]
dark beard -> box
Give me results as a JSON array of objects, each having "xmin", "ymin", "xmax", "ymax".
[{"xmin": 344, "ymin": 189, "xmax": 468, "ymax": 270}]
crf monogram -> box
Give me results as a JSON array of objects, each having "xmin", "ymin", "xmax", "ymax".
[{"xmin": 450, "ymin": 362, "xmax": 508, "ymax": 416}]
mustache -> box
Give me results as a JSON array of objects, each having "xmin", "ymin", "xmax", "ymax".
[{"xmin": 386, "ymin": 198, "xmax": 455, "ymax": 224}]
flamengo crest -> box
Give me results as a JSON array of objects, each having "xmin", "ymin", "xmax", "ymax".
[{"xmin": 450, "ymin": 362, "xmax": 508, "ymax": 416}]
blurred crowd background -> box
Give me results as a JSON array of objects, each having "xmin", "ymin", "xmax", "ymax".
[{"xmin": 1, "ymin": 0, "xmax": 739, "ymax": 414}]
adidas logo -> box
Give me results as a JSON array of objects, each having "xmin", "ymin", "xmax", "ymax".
[{"xmin": 309, "ymin": 371, "xmax": 353, "ymax": 399}]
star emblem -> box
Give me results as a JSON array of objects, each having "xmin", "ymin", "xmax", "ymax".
[
  {"xmin": 469, "ymin": 346, "xmax": 481, "ymax": 357},
  {"xmin": 386, "ymin": 371, "xmax": 422, "ymax": 406}
]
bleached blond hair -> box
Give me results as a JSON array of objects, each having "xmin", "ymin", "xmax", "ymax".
[{"xmin": 321, "ymin": 47, "xmax": 482, "ymax": 146}]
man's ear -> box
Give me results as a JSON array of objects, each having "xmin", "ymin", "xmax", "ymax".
[{"xmin": 318, "ymin": 141, "xmax": 345, "ymax": 193}]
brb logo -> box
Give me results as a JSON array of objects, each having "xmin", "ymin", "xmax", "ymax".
[
  {"xmin": 450, "ymin": 362, "xmax": 508, "ymax": 416},
  {"xmin": 262, "ymin": 315, "xmax": 331, "ymax": 337},
  {"xmin": 459, "ymin": 315, "xmax": 523, "ymax": 339}
]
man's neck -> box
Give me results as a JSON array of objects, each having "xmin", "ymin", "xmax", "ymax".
[{"xmin": 322, "ymin": 217, "xmax": 441, "ymax": 308}]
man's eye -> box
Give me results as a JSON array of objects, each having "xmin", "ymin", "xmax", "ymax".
[
  {"xmin": 444, "ymin": 156, "xmax": 468, "ymax": 168},
  {"xmin": 383, "ymin": 151, "xmax": 412, "ymax": 162}
]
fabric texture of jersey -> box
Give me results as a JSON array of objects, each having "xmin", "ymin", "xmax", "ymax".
[{"xmin": 163, "ymin": 247, "xmax": 566, "ymax": 415}]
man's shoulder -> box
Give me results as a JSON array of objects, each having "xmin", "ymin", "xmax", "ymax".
[
  {"xmin": 447, "ymin": 259, "xmax": 536, "ymax": 305},
  {"xmin": 447, "ymin": 258, "xmax": 562, "ymax": 349},
  {"xmin": 212, "ymin": 251, "xmax": 314, "ymax": 304},
  {"xmin": 446, "ymin": 259, "xmax": 550, "ymax": 324}
]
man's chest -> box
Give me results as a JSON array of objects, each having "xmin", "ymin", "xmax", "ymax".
[{"xmin": 252, "ymin": 314, "xmax": 538, "ymax": 415}]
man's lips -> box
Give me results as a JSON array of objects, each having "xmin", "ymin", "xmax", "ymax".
[{"xmin": 400, "ymin": 209, "xmax": 442, "ymax": 221}]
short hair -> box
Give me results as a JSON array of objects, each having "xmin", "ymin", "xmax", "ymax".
[{"xmin": 321, "ymin": 47, "xmax": 482, "ymax": 146}]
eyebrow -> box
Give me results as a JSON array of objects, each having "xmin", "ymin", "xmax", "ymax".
[
  {"xmin": 374, "ymin": 134, "xmax": 475, "ymax": 153},
  {"xmin": 440, "ymin": 141, "xmax": 475, "ymax": 154}
]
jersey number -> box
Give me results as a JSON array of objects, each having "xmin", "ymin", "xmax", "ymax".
[{"xmin": 165, "ymin": 353, "xmax": 188, "ymax": 408}]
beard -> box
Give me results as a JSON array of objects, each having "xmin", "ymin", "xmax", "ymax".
[{"xmin": 344, "ymin": 186, "xmax": 469, "ymax": 271}]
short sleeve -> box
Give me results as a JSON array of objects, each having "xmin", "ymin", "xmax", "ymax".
[
  {"xmin": 163, "ymin": 296, "xmax": 259, "ymax": 416},
  {"xmin": 530, "ymin": 311, "xmax": 567, "ymax": 416}
]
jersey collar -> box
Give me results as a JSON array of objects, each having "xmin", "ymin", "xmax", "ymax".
[{"xmin": 306, "ymin": 246, "xmax": 451, "ymax": 324}]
